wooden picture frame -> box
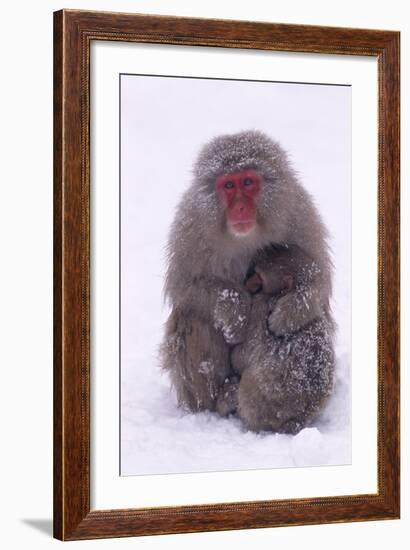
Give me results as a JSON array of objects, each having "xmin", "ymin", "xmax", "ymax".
[{"xmin": 53, "ymin": 9, "xmax": 400, "ymax": 541}]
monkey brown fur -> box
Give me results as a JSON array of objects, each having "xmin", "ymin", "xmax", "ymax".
[
  {"xmin": 161, "ymin": 130, "xmax": 335, "ymax": 431},
  {"xmin": 222, "ymin": 245, "xmax": 335, "ymax": 434}
]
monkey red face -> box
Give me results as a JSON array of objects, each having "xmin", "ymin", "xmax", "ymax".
[{"xmin": 216, "ymin": 169, "xmax": 261, "ymax": 236}]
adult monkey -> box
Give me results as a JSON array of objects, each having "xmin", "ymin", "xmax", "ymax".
[{"xmin": 161, "ymin": 130, "xmax": 335, "ymax": 432}]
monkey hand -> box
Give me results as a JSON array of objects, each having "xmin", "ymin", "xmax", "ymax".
[
  {"xmin": 267, "ymin": 291, "xmax": 313, "ymax": 336},
  {"xmin": 213, "ymin": 286, "xmax": 251, "ymax": 345}
]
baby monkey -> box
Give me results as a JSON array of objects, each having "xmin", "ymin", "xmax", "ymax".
[{"xmin": 217, "ymin": 245, "xmax": 334, "ymax": 434}]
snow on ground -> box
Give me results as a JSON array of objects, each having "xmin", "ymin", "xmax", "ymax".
[{"xmin": 121, "ymin": 352, "xmax": 351, "ymax": 476}]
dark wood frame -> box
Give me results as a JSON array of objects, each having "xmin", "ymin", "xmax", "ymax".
[{"xmin": 54, "ymin": 9, "xmax": 400, "ymax": 541}]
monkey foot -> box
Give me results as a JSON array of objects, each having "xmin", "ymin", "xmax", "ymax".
[
  {"xmin": 216, "ymin": 382, "xmax": 239, "ymax": 417},
  {"xmin": 277, "ymin": 418, "xmax": 304, "ymax": 435}
]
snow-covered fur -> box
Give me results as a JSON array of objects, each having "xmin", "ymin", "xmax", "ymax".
[
  {"xmin": 161, "ymin": 130, "xmax": 335, "ymax": 432},
  {"xmin": 229, "ymin": 245, "xmax": 335, "ymax": 433}
]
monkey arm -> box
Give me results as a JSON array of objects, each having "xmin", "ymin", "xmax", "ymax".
[
  {"xmin": 177, "ymin": 277, "xmax": 251, "ymax": 345},
  {"xmin": 267, "ymin": 276, "xmax": 331, "ymax": 336}
]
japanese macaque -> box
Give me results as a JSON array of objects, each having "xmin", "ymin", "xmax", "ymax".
[
  {"xmin": 161, "ymin": 130, "xmax": 335, "ymax": 432},
  {"xmin": 219, "ymin": 245, "xmax": 335, "ymax": 433}
]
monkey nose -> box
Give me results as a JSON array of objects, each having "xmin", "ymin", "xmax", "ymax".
[{"xmin": 232, "ymin": 201, "xmax": 251, "ymax": 220}]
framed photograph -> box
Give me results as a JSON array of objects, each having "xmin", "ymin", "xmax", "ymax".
[{"xmin": 54, "ymin": 9, "xmax": 400, "ymax": 540}]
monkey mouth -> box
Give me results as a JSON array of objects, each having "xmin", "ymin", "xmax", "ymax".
[{"xmin": 228, "ymin": 220, "xmax": 255, "ymax": 236}]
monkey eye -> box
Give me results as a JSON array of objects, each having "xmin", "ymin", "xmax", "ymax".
[
  {"xmin": 224, "ymin": 181, "xmax": 234, "ymax": 189},
  {"xmin": 243, "ymin": 177, "xmax": 253, "ymax": 186}
]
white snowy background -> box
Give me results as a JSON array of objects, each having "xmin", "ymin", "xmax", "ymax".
[{"xmin": 120, "ymin": 75, "xmax": 351, "ymax": 476}]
